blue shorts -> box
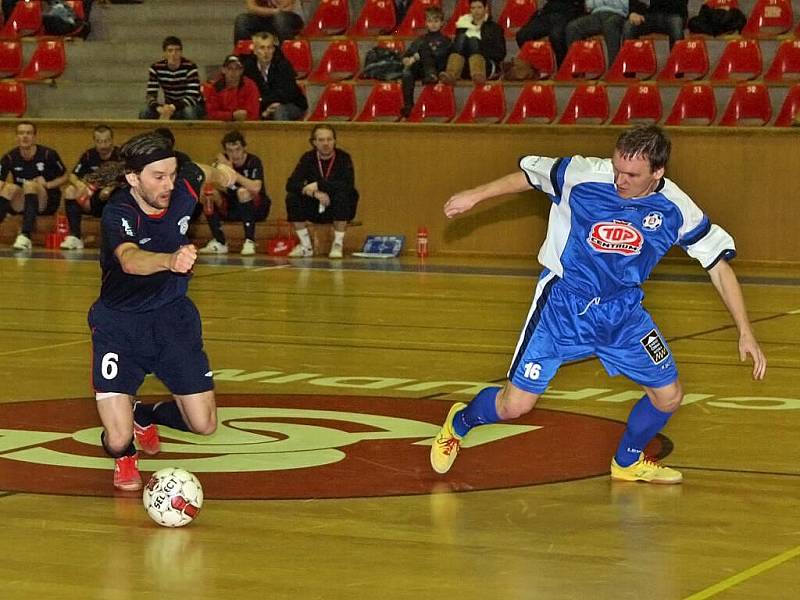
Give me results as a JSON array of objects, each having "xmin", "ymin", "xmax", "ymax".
[
  {"xmin": 508, "ymin": 271, "xmax": 678, "ymax": 393},
  {"xmin": 88, "ymin": 296, "xmax": 214, "ymax": 397}
]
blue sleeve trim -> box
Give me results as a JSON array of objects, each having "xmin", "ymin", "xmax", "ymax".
[
  {"xmin": 681, "ymin": 215, "xmax": 711, "ymax": 247},
  {"xmin": 705, "ymin": 249, "xmax": 737, "ymax": 270}
]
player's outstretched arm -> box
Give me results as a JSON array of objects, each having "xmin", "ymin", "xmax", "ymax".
[
  {"xmin": 708, "ymin": 259, "xmax": 767, "ymax": 380},
  {"xmin": 116, "ymin": 243, "xmax": 197, "ymax": 276},
  {"xmin": 444, "ymin": 172, "xmax": 530, "ymax": 219}
]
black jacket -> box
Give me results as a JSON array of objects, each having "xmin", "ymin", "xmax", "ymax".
[
  {"xmin": 285, "ymin": 149, "xmax": 357, "ymax": 199},
  {"xmin": 629, "ymin": 0, "xmax": 688, "ymax": 21},
  {"xmin": 242, "ymin": 51, "xmax": 308, "ymax": 114},
  {"xmin": 455, "ymin": 18, "xmax": 507, "ymax": 64}
]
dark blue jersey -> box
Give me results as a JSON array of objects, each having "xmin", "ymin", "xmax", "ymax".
[
  {"xmin": 98, "ymin": 176, "xmax": 199, "ymax": 312},
  {"xmin": 0, "ymin": 144, "xmax": 65, "ymax": 184},
  {"xmin": 72, "ymin": 147, "xmax": 121, "ymax": 178}
]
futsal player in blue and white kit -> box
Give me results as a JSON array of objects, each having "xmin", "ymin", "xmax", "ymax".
[
  {"xmin": 88, "ymin": 131, "xmax": 236, "ymax": 491},
  {"xmin": 431, "ymin": 125, "xmax": 767, "ymax": 483}
]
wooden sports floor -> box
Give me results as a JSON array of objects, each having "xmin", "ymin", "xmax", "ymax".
[{"xmin": 0, "ymin": 250, "xmax": 798, "ymax": 600}]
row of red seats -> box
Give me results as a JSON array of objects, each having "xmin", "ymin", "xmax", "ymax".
[
  {"xmin": 312, "ymin": 0, "xmax": 800, "ymax": 41},
  {"xmin": 0, "ymin": 0, "xmax": 85, "ymax": 38},
  {"xmin": 303, "ymin": 80, "xmax": 800, "ymax": 126},
  {"xmin": 0, "ymin": 36, "xmax": 66, "ymax": 81},
  {"xmin": 246, "ymin": 36, "xmax": 800, "ymax": 85}
]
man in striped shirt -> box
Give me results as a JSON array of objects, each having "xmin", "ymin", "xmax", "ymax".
[{"xmin": 139, "ymin": 36, "xmax": 205, "ymax": 121}]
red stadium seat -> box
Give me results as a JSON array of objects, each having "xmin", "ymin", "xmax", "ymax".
[
  {"xmin": 554, "ymin": 40, "xmax": 606, "ymax": 81},
  {"xmin": 605, "ymin": 40, "xmax": 657, "ymax": 83},
  {"xmin": 234, "ymin": 39, "xmax": 254, "ymax": 55},
  {"xmin": 516, "ymin": 40, "xmax": 557, "ymax": 80},
  {"xmin": 498, "ymin": 0, "xmax": 538, "ymax": 39},
  {"xmin": 308, "ymin": 40, "xmax": 360, "ymax": 82},
  {"xmin": 764, "ymin": 39, "xmax": 800, "ymax": 83},
  {"xmin": 774, "ymin": 83, "xmax": 800, "ymax": 126},
  {"xmin": 664, "ymin": 83, "xmax": 716, "ymax": 125},
  {"xmin": 0, "ymin": 80, "xmax": 26, "ymax": 116},
  {"xmin": 741, "ymin": 0, "xmax": 793, "ymax": 38},
  {"xmin": 0, "ymin": 38, "xmax": 23, "ymax": 79},
  {"xmin": 407, "ymin": 82, "xmax": 455, "ymax": 122},
  {"xmin": 395, "ymin": 0, "xmax": 441, "ymax": 37},
  {"xmin": 281, "ymin": 39, "xmax": 312, "ymax": 79},
  {"xmin": 610, "ymin": 83, "xmax": 663, "ymax": 124},
  {"xmin": 18, "ymin": 37, "xmax": 66, "ymax": 82},
  {"xmin": 303, "ymin": 0, "xmax": 350, "ymax": 37},
  {"xmin": 455, "ymin": 83, "xmax": 506, "ymax": 123},
  {"xmin": 307, "ymin": 82, "xmax": 357, "ymax": 121},
  {"xmin": 710, "ymin": 39, "xmax": 762, "ymax": 83},
  {"xmin": 505, "ymin": 83, "xmax": 557, "ymax": 123},
  {"xmin": 355, "ymin": 82, "xmax": 403, "ymax": 121},
  {"xmin": 1, "ymin": 0, "xmax": 42, "ymax": 37},
  {"xmin": 706, "ymin": 0, "xmax": 738, "ymax": 7},
  {"xmin": 718, "ymin": 83, "xmax": 772, "ymax": 126},
  {"xmin": 558, "ymin": 83, "xmax": 609, "ymax": 124},
  {"xmin": 349, "ymin": 0, "xmax": 396, "ymax": 37},
  {"xmin": 443, "ymin": 0, "xmax": 471, "ymax": 37},
  {"xmin": 657, "ymin": 39, "xmax": 709, "ymax": 83}
]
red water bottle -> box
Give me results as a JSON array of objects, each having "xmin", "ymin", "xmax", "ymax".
[
  {"xmin": 56, "ymin": 213, "xmax": 69, "ymax": 235},
  {"xmin": 416, "ymin": 226, "xmax": 428, "ymax": 258}
]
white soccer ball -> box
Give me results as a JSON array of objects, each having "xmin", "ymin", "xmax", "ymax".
[{"xmin": 143, "ymin": 467, "xmax": 204, "ymax": 527}]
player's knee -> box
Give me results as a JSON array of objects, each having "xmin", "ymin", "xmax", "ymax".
[
  {"xmin": 498, "ymin": 389, "xmax": 538, "ymax": 419},
  {"xmin": 236, "ymin": 188, "xmax": 252, "ymax": 203},
  {"xmin": 651, "ymin": 380, "xmax": 683, "ymax": 413},
  {"xmin": 104, "ymin": 430, "xmax": 133, "ymax": 455},
  {"xmin": 190, "ymin": 412, "xmax": 217, "ymax": 436},
  {"xmin": 22, "ymin": 180, "xmax": 39, "ymax": 194},
  {"xmin": 64, "ymin": 185, "xmax": 77, "ymax": 200}
]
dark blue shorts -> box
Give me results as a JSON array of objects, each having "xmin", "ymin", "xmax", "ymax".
[
  {"xmin": 88, "ymin": 296, "xmax": 214, "ymax": 397},
  {"xmin": 508, "ymin": 271, "xmax": 679, "ymax": 393}
]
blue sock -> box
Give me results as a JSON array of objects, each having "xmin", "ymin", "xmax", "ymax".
[
  {"xmin": 614, "ymin": 395, "xmax": 673, "ymax": 467},
  {"xmin": 453, "ymin": 386, "xmax": 501, "ymax": 438}
]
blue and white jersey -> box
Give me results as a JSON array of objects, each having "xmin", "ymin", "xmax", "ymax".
[{"xmin": 519, "ymin": 155, "xmax": 736, "ymax": 298}]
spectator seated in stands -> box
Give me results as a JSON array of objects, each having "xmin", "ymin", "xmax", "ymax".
[
  {"xmin": 515, "ymin": 0, "xmax": 585, "ymax": 66},
  {"xmin": 565, "ymin": 0, "xmax": 629, "ymax": 66},
  {"xmin": 624, "ymin": 0, "xmax": 688, "ymax": 49},
  {"xmin": 242, "ymin": 31, "xmax": 308, "ymax": 121},
  {"xmin": 139, "ymin": 36, "xmax": 205, "ymax": 121},
  {"xmin": 61, "ymin": 124, "xmax": 121, "ymax": 250},
  {"xmin": 0, "ymin": 121, "xmax": 68, "ymax": 251},
  {"xmin": 439, "ymin": 0, "xmax": 506, "ymax": 85},
  {"xmin": 400, "ymin": 6, "xmax": 452, "ymax": 118},
  {"xmin": 233, "ymin": 0, "xmax": 304, "ymax": 43},
  {"xmin": 286, "ymin": 125, "xmax": 359, "ymax": 260},
  {"xmin": 199, "ymin": 130, "xmax": 270, "ymax": 257},
  {"xmin": 204, "ymin": 54, "xmax": 261, "ymax": 122}
]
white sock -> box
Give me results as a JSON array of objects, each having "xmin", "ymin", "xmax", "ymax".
[
  {"xmin": 333, "ymin": 230, "xmax": 345, "ymax": 246},
  {"xmin": 297, "ymin": 227, "xmax": 312, "ymax": 248}
]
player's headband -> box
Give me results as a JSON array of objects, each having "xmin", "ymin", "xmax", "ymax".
[{"xmin": 126, "ymin": 149, "xmax": 176, "ymax": 171}]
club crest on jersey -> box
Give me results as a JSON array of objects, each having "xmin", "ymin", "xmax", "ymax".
[
  {"xmin": 642, "ymin": 211, "xmax": 664, "ymax": 231},
  {"xmin": 178, "ymin": 216, "xmax": 190, "ymax": 235},
  {"xmin": 587, "ymin": 220, "xmax": 643, "ymax": 255}
]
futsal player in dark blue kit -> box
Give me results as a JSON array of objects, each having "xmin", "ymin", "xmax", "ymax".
[
  {"xmin": 88, "ymin": 131, "xmax": 231, "ymax": 491},
  {"xmin": 431, "ymin": 125, "xmax": 767, "ymax": 482},
  {"xmin": 0, "ymin": 121, "xmax": 68, "ymax": 251}
]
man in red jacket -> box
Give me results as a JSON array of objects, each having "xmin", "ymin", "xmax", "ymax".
[{"xmin": 203, "ymin": 55, "xmax": 261, "ymax": 121}]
